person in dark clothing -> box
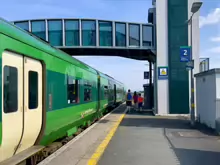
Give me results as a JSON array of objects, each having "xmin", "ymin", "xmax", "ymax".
[{"xmin": 126, "ymin": 89, "xmax": 132, "ymax": 113}]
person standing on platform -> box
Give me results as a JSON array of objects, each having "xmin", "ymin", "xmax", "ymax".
[
  {"xmin": 126, "ymin": 89, "xmax": 132, "ymax": 113},
  {"xmin": 133, "ymin": 91, "xmax": 138, "ymax": 111},
  {"xmin": 138, "ymin": 93, "xmax": 144, "ymax": 111}
]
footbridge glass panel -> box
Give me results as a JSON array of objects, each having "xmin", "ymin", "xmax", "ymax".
[
  {"xmin": 31, "ymin": 21, "xmax": 46, "ymax": 40},
  {"xmin": 65, "ymin": 20, "xmax": 80, "ymax": 46},
  {"xmin": 99, "ymin": 21, "xmax": 113, "ymax": 47},
  {"xmin": 129, "ymin": 24, "xmax": 140, "ymax": 46},
  {"xmin": 142, "ymin": 25, "xmax": 153, "ymax": 47},
  {"xmin": 14, "ymin": 21, "xmax": 29, "ymax": 31},
  {"xmin": 48, "ymin": 20, "xmax": 63, "ymax": 46},
  {"xmin": 115, "ymin": 22, "xmax": 126, "ymax": 47},
  {"xmin": 81, "ymin": 20, "xmax": 96, "ymax": 46},
  {"xmin": 12, "ymin": 19, "xmax": 156, "ymax": 59}
]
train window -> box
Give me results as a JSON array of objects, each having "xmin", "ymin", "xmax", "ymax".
[
  {"xmin": 104, "ymin": 86, "xmax": 108, "ymax": 99},
  {"xmin": 28, "ymin": 71, "xmax": 38, "ymax": 109},
  {"xmin": 84, "ymin": 87, "xmax": 92, "ymax": 101},
  {"xmin": 67, "ymin": 76, "xmax": 79, "ymax": 104},
  {"xmin": 3, "ymin": 66, "xmax": 18, "ymax": 113}
]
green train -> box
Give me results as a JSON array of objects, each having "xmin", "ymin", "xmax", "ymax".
[{"xmin": 0, "ymin": 18, "xmax": 126, "ymax": 163}]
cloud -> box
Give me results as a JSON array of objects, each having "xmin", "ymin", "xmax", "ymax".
[
  {"xmin": 208, "ymin": 47, "xmax": 220, "ymax": 53},
  {"xmin": 200, "ymin": 8, "xmax": 220, "ymax": 28},
  {"xmin": 210, "ymin": 36, "xmax": 220, "ymax": 42}
]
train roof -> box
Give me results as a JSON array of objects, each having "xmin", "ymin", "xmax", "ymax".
[
  {"xmin": 104, "ymin": 74, "xmax": 124, "ymax": 85},
  {"xmin": 0, "ymin": 18, "xmax": 99, "ymax": 75}
]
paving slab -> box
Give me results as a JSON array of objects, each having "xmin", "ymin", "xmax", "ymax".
[{"xmin": 98, "ymin": 111, "xmax": 220, "ymax": 165}]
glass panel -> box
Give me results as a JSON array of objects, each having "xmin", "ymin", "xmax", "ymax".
[
  {"xmin": 15, "ymin": 21, "xmax": 29, "ymax": 31},
  {"xmin": 99, "ymin": 21, "xmax": 112, "ymax": 46},
  {"xmin": 84, "ymin": 88, "xmax": 92, "ymax": 101},
  {"xmin": 31, "ymin": 21, "xmax": 46, "ymax": 40},
  {"xmin": 67, "ymin": 76, "xmax": 79, "ymax": 103},
  {"xmin": 142, "ymin": 25, "xmax": 153, "ymax": 46},
  {"xmin": 3, "ymin": 66, "xmax": 18, "ymax": 113},
  {"xmin": 29, "ymin": 71, "xmax": 38, "ymax": 109},
  {"xmin": 104, "ymin": 86, "xmax": 108, "ymax": 99},
  {"xmin": 84, "ymin": 80, "xmax": 92, "ymax": 101},
  {"xmin": 81, "ymin": 20, "xmax": 96, "ymax": 46},
  {"xmin": 48, "ymin": 20, "xmax": 63, "ymax": 46},
  {"xmin": 115, "ymin": 23, "xmax": 126, "ymax": 47},
  {"xmin": 65, "ymin": 20, "xmax": 79, "ymax": 46},
  {"xmin": 129, "ymin": 24, "xmax": 140, "ymax": 46}
]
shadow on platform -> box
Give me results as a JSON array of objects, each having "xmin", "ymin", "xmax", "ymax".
[
  {"xmin": 109, "ymin": 104, "xmax": 218, "ymax": 137},
  {"xmin": 123, "ymin": 110, "xmax": 218, "ymax": 137},
  {"xmin": 101, "ymin": 105, "xmax": 220, "ymax": 165},
  {"xmin": 119, "ymin": 115, "xmax": 190, "ymax": 129},
  {"xmin": 173, "ymin": 148, "xmax": 220, "ymax": 165}
]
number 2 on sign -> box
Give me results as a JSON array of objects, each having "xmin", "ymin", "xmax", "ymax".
[{"xmin": 183, "ymin": 50, "xmax": 187, "ymax": 56}]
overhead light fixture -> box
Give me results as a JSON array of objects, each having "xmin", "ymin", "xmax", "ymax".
[{"xmin": 191, "ymin": 2, "xmax": 203, "ymax": 14}]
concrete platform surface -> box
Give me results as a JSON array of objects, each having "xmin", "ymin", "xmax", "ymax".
[
  {"xmin": 98, "ymin": 110, "xmax": 220, "ymax": 165},
  {"xmin": 38, "ymin": 104, "xmax": 126, "ymax": 165}
]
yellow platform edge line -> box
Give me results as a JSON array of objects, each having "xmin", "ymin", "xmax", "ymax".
[{"xmin": 87, "ymin": 110, "xmax": 126, "ymax": 165}]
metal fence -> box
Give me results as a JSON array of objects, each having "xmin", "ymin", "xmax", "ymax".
[{"xmin": 199, "ymin": 58, "xmax": 209, "ymax": 72}]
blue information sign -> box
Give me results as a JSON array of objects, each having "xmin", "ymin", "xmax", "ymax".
[
  {"xmin": 144, "ymin": 71, "xmax": 149, "ymax": 79},
  {"xmin": 158, "ymin": 66, "xmax": 168, "ymax": 80},
  {"xmin": 180, "ymin": 46, "xmax": 191, "ymax": 62}
]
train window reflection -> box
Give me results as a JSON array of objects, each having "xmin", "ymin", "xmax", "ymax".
[
  {"xmin": 67, "ymin": 76, "xmax": 79, "ymax": 104},
  {"xmin": 3, "ymin": 66, "xmax": 18, "ymax": 113},
  {"xmin": 104, "ymin": 86, "xmax": 108, "ymax": 99},
  {"xmin": 84, "ymin": 87, "xmax": 92, "ymax": 101},
  {"xmin": 29, "ymin": 71, "xmax": 38, "ymax": 109}
]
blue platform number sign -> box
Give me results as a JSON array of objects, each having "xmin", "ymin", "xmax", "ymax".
[
  {"xmin": 180, "ymin": 46, "xmax": 191, "ymax": 62},
  {"xmin": 158, "ymin": 66, "xmax": 168, "ymax": 80}
]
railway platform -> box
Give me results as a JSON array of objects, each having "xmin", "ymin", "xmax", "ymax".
[{"xmin": 38, "ymin": 104, "xmax": 220, "ymax": 165}]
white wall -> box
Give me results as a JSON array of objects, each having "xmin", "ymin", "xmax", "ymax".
[
  {"xmin": 155, "ymin": 0, "xmax": 169, "ymax": 114},
  {"xmin": 216, "ymin": 74, "xmax": 220, "ymax": 99},
  {"xmin": 196, "ymin": 73, "xmax": 216, "ymax": 128},
  {"xmin": 215, "ymin": 74, "xmax": 220, "ymax": 119},
  {"xmin": 188, "ymin": 0, "xmax": 201, "ymax": 117}
]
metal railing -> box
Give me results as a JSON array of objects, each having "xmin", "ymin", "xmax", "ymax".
[{"xmin": 199, "ymin": 58, "xmax": 209, "ymax": 72}]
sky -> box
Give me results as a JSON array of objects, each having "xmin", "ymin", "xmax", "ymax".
[{"xmin": 0, "ymin": 0, "xmax": 220, "ymax": 91}]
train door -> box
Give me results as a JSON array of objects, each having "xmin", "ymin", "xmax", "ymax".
[
  {"xmin": 0, "ymin": 51, "xmax": 24, "ymax": 161},
  {"xmin": 114, "ymin": 84, "xmax": 116, "ymax": 104},
  {"xmin": 0, "ymin": 51, "xmax": 42, "ymax": 161},
  {"xmin": 16, "ymin": 56, "xmax": 42, "ymax": 153}
]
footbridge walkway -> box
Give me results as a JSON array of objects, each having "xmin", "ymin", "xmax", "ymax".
[{"xmin": 13, "ymin": 18, "xmax": 156, "ymax": 61}]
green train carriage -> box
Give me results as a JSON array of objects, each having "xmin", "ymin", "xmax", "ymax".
[
  {"xmin": 0, "ymin": 18, "xmax": 125, "ymax": 163},
  {"xmin": 104, "ymin": 75, "xmax": 125, "ymax": 110}
]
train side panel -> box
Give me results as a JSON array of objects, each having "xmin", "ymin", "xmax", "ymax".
[
  {"xmin": 0, "ymin": 33, "xmax": 99, "ymax": 161},
  {"xmin": 0, "ymin": 34, "xmax": 3, "ymax": 158},
  {"xmin": 99, "ymin": 75, "xmax": 108, "ymax": 114},
  {"xmin": 42, "ymin": 60, "xmax": 99, "ymax": 145}
]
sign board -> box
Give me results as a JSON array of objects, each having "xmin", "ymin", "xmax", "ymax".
[
  {"xmin": 158, "ymin": 66, "xmax": 168, "ymax": 80},
  {"xmin": 186, "ymin": 60, "xmax": 194, "ymax": 70},
  {"xmin": 180, "ymin": 46, "xmax": 191, "ymax": 62},
  {"xmin": 144, "ymin": 71, "xmax": 149, "ymax": 79}
]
